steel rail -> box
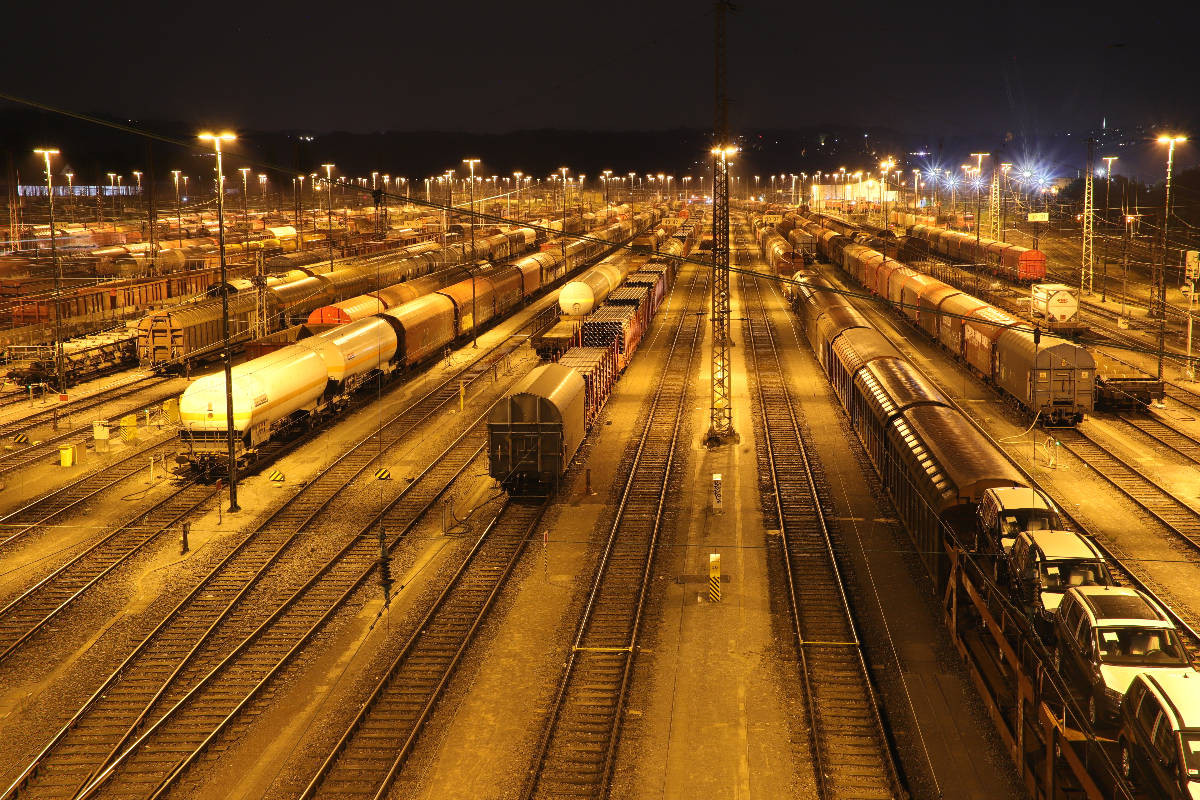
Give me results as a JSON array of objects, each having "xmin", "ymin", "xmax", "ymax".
[
  {"xmin": 521, "ymin": 271, "xmax": 706, "ymax": 800},
  {"xmin": 742, "ymin": 271, "xmax": 905, "ymax": 799},
  {"xmin": 76, "ymin": 423, "xmax": 493, "ymax": 800},
  {"xmin": 297, "ymin": 496, "xmax": 548, "ymax": 800},
  {"xmin": 1, "ymin": 330, "xmax": 527, "ymax": 800}
]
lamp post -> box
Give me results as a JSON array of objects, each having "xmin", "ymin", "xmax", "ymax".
[
  {"xmin": 1099, "ymin": 156, "xmax": 1117, "ymax": 301},
  {"xmin": 258, "ymin": 173, "xmax": 267, "ymax": 212},
  {"xmin": 322, "ymin": 164, "xmax": 335, "ymax": 271},
  {"xmin": 999, "ymin": 163, "xmax": 1012, "ymax": 243},
  {"xmin": 879, "ymin": 158, "xmax": 894, "ymax": 227},
  {"xmin": 297, "ymin": 175, "xmax": 306, "ymax": 232},
  {"xmin": 1156, "ymin": 135, "xmax": 1187, "ymax": 380},
  {"xmin": 34, "ymin": 148, "xmax": 65, "ymax": 393},
  {"xmin": 107, "ymin": 173, "xmax": 117, "ymax": 229},
  {"xmin": 513, "ymin": 172, "xmax": 523, "ymax": 220},
  {"xmin": 443, "ymin": 169, "xmax": 453, "ymax": 246},
  {"xmin": 171, "ymin": 170, "xmax": 183, "ymax": 245},
  {"xmin": 198, "ymin": 131, "xmax": 240, "ymax": 513},
  {"xmin": 602, "ymin": 169, "xmax": 612, "ymax": 220},
  {"xmin": 463, "ymin": 158, "xmax": 480, "ymax": 348},
  {"xmin": 132, "ymin": 171, "xmax": 143, "ymax": 234},
  {"xmin": 239, "ymin": 167, "xmax": 250, "ymax": 225},
  {"xmin": 560, "ymin": 167, "xmax": 569, "ymax": 264}
]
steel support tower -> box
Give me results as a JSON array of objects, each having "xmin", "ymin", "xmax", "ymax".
[
  {"xmin": 1082, "ymin": 138, "xmax": 1095, "ymax": 295},
  {"xmin": 707, "ymin": 0, "xmax": 734, "ymax": 443},
  {"xmin": 988, "ymin": 170, "xmax": 1001, "ymax": 240},
  {"xmin": 709, "ymin": 149, "xmax": 733, "ymax": 441}
]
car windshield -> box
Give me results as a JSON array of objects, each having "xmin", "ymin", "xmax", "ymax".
[
  {"xmin": 1094, "ymin": 627, "xmax": 1189, "ymax": 666},
  {"xmin": 1002, "ymin": 510, "xmax": 1057, "ymax": 537},
  {"xmin": 1184, "ymin": 734, "xmax": 1200, "ymax": 779},
  {"xmin": 1038, "ymin": 559, "xmax": 1109, "ymax": 591}
]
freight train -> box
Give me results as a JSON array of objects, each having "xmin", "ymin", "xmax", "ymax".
[
  {"xmin": 783, "ymin": 245, "xmax": 1198, "ymax": 800},
  {"xmin": 897, "ymin": 215, "xmax": 1047, "ymax": 283},
  {"xmin": 488, "ymin": 245, "xmax": 681, "ymax": 492},
  {"xmin": 137, "ymin": 227, "xmax": 539, "ymax": 370},
  {"xmin": 177, "ymin": 213, "xmax": 661, "ymax": 473},
  {"xmin": 784, "ymin": 213, "xmax": 1093, "ymax": 426},
  {"xmin": 4, "ymin": 327, "xmax": 139, "ymax": 387}
]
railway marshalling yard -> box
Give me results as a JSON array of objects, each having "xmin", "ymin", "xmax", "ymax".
[{"xmin": 4, "ymin": 209, "xmax": 1200, "ymax": 800}]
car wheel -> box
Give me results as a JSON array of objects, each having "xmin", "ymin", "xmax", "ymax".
[{"xmin": 1120, "ymin": 741, "xmax": 1135, "ymax": 781}]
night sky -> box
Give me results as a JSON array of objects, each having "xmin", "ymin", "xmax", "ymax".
[{"xmin": 6, "ymin": 0, "xmax": 1195, "ymax": 137}]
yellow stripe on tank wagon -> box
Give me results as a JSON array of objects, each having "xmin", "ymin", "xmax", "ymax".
[{"xmin": 180, "ymin": 380, "xmax": 328, "ymax": 427}]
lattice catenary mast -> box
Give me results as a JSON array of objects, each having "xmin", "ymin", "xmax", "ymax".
[
  {"xmin": 707, "ymin": 0, "xmax": 735, "ymax": 443},
  {"xmin": 1082, "ymin": 137, "xmax": 1095, "ymax": 295}
]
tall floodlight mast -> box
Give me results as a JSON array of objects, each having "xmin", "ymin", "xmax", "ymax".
[{"xmin": 707, "ymin": 0, "xmax": 735, "ymax": 444}]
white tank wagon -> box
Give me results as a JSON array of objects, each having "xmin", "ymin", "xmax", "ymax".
[
  {"xmin": 179, "ymin": 343, "xmax": 330, "ymax": 471},
  {"xmin": 1030, "ymin": 283, "xmax": 1079, "ymax": 324},
  {"xmin": 298, "ymin": 317, "xmax": 399, "ymax": 387},
  {"xmin": 559, "ymin": 258, "xmax": 627, "ymax": 317},
  {"xmin": 487, "ymin": 363, "xmax": 586, "ymax": 492}
]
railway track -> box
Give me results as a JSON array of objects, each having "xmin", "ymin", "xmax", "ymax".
[
  {"xmin": 1112, "ymin": 414, "xmax": 1200, "ymax": 465},
  {"xmin": 742, "ymin": 273, "xmax": 904, "ymax": 799},
  {"xmin": 2, "ymin": 331, "xmax": 533, "ymax": 800},
  {"xmin": 72, "ymin": 419, "xmax": 494, "ymax": 800},
  {"xmin": 0, "ymin": 436, "xmax": 179, "ymax": 549},
  {"xmin": 0, "ymin": 373, "xmax": 164, "ymax": 440},
  {"xmin": 298, "ymin": 496, "xmax": 548, "ymax": 799},
  {"xmin": 0, "ymin": 478, "xmax": 215, "ymax": 667},
  {"xmin": 520, "ymin": 272, "xmax": 705, "ymax": 800},
  {"xmin": 0, "ymin": 377, "xmax": 178, "ymax": 477},
  {"xmin": 1055, "ymin": 428, "xmax": 1200, "ymax": 553}
]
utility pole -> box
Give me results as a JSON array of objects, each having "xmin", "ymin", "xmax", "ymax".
[
  {"xmin": 1082, "ymin": 137, "xmax": 1095, "ymax": 296},
  {"xmin": 1101, "ymin": 156, "xmax": 1117, "ymax": 302},
  {"xmin": 323, "ymin": 164, "xmax": 335, "ymax": 272},
  {"xmin": 34, "ymin": 149, "xmax": 65, "ymax": 392},
  {"xmin": 1155, "ymin": 134, "xmax": 1186, "ymax": 379},
  {"xmin": 999, "ymin": 163, "xmax": 1011, "ymax": 243},
  {"xmin": 707, "ymin": 0, "xmax": 734, "ymax": 445},
  {"xmin": 560, "ymin": 167, "xmax": 569, "ymax": 266},
  {"xmin": 199, "ymin": 132, "xmax": 240, "ymax": 514},
  {"xmin": 988, "ymin": 165, "xmax": 1001, "ymax": 240},
  {"xmin": 464, "ymin": 158, "xmax": 480, "ymax": 348}
]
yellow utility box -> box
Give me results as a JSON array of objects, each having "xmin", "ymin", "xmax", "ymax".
[{"xmin": 59, "ymin": 444, "xmax": 80, "ymax": 467}]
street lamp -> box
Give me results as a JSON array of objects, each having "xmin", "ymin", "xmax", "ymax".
[
  {"xmin": 560, "ymin": 166, "xmax": 569, "ymax": 263},
  {"xmin": 258, "ymin": 174, "xmax": 267, "ymax": 211},
  {"xmin": 463, "ymin": 157, "xmax": 480, "ymax": 348},
  {"xmin": 198, "ymin": 130, "xmax": 241, "ymax": 514},
  {"xmin": 34, "ymin": 148, "xmax": 65, "ymax": 393},
  {"xmin": 171, "ymin": 169, "xmax": 183, "ymax": 245},
  {"xmin": 106, "ymin": 173, "xmax": 117, "ymax": 229},
  {"xmin": 132, "ymin": 170, "xmax": 143, "ymax": 227},
  {"xmin": 1157, "ymin": 134, "xmax": 1188, "ymax": 379},
  {"xmin": 323, "ymin": 163, "xmax": 335, "ymax": 271},
  {"xmin": 513, "ymin": 172, "xmax": 523, "ymax": 220},
  {"xmin": 239, "ymin": 166, "xmax": 251, "ymax": 224}
]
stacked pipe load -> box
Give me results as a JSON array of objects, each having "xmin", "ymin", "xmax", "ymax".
[
  {"xmin": 623, "ymin": 272, "xmax": 667, "ymax": 316},
  {"xmin": 557, "ymin": 346, "xmax": 619, "ymax": 425},
  {"xmin": 605, "ymin": 285, "xmax": 653, "ymax": 331},
  {"xmin": 582, "ymin": 305, "xmax": 641, "ymax": 366}
]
